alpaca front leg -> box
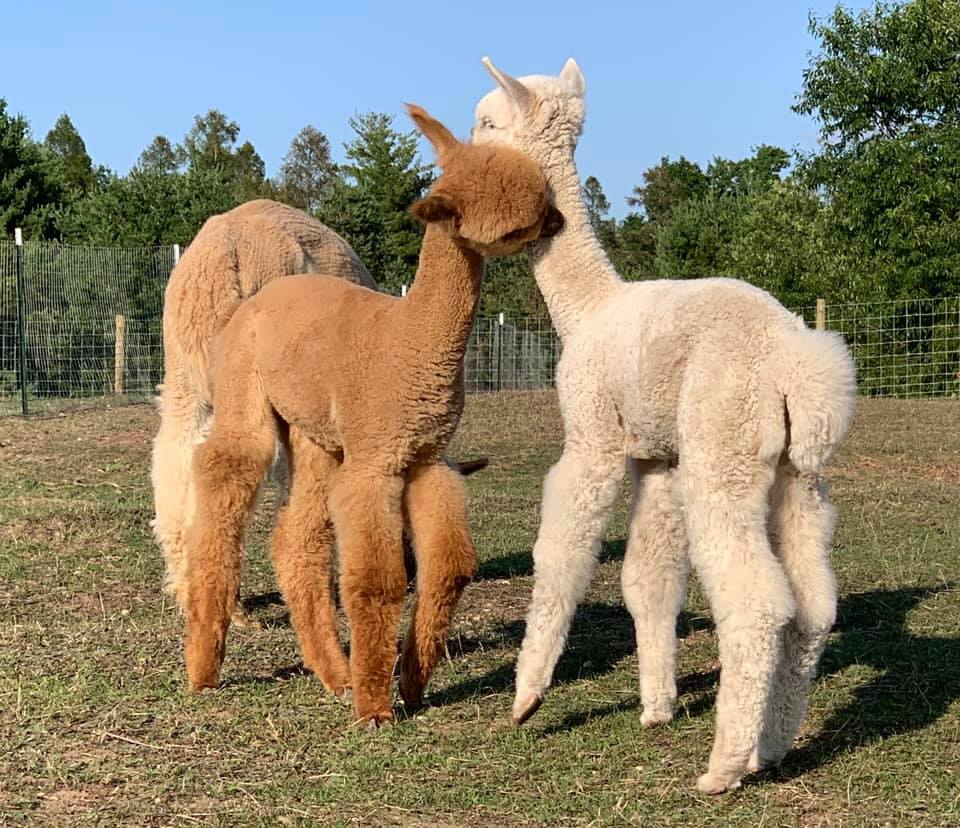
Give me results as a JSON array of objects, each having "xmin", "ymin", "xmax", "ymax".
[
  {"xmin": 184, "ymin": 436, "xmax": 273, "ymax": 690},
  {"xmin": 621, "ymin": 461, "xmax": 688, "ymax": 726},
  {"xmin": 330, "ymin": 466, "xmax": 406, "ymax": 727},
  {"xmin": 270, "ymin": 430, "xmax": 350, "ymax": 696},
  {"xmin": 399, "ymin": 462, "xmax": 478, "ymax": 710},
  {"xmin": 750, "ymin": 467, "xmax": 837, "ymax": 772},
  {"xmin": 514, "ymin": 447, "xmax": 625, "ymax": 724}
]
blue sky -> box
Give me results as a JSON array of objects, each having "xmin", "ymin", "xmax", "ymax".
[{"xmin": 5, "ymin": 1, "xmax": 872, "ymax": 218}]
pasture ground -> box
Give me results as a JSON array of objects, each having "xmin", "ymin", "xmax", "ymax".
[{"xmin": 1, "ymin": 392, "xmax": 958, "ymax": 826}]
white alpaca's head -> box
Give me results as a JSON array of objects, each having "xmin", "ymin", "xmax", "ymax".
[{"xmin": 472, "ymin": 57, "xmax": 587, "ymax": 162}]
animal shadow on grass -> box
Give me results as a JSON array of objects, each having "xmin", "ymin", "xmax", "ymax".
[
  {"xmin": 436, "ymin": 573, "xmax": 960, "ymax": 778},
  {"xmin": 767, "ymin": 584, "xmax": 960, "ymax": 782},
  {"xmin": 475, "ymin": 537, "xmax": 628, "ymax": 581},
  {"xmin": 433, "ymin": 539, "xmax": 713, "ymax": 708}
]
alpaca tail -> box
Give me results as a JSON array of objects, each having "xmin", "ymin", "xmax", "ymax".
[
  {"xmin": 770, "ymin": 327, "xmax": 856, "ymax": 473},
  {"xmin": 452, "ymin": 457, "xmax": 489, "ymax": 477}
]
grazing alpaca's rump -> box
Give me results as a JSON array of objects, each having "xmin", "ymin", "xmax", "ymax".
[
  {"xmin": 473, "ymin": 58, "xmax": 855, "ymax": 792},
  {"xmin": 152, "ymin": 200, "xmax": 374, "ymax": 623},
  {"xmin": 182, "ymin": 104, "xmax": 563, "ymax": 726}
]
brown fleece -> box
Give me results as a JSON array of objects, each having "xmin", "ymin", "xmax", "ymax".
[
  {"xmin": 183, "ymin": 104, "xmax": 561, "ymax": 725},
  {"xmin": 153, "ymin": 199, "xmax": 374, "ymax": 623},
  {"xmin": 154, "ymin": 199, "xmax": 488, "ymax": 627}
]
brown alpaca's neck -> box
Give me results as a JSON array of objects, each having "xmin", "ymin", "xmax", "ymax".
[{"xmin": 403, "ymin": 225, "xmax": 484, "ymax": 366}]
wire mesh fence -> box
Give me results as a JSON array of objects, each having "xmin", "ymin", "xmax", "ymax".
[{"xmin": 2, "ymin": 235, "xmax": 960, "ymax": 414}]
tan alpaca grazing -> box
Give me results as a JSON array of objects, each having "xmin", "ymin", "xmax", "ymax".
[
  {"xmin": 153, "ymin": 199, "xmax": 376, "ymax": 617},
  {"xmin": 183, "ymin": 104, "xmax": 563, "ymax": 726}
]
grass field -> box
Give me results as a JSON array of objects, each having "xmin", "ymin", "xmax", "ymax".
[{"xmin": 1, "ymin": 392, "xmax": 959, "ymax": 826}]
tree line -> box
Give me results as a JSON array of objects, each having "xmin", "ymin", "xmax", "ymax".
[{"xmin": 3, "ymin": 0, "xmax": 960, "ymax": 317}]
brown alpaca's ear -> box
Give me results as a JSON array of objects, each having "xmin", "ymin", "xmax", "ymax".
[
  {"xmin": 538, "ymin": 205, "xmax": 565, "ymax": 239},
  {"xmin": 406, "ymin": 103, "xmax": 459, "ymax": 161},
  {"xmin": 410, "ymin": 193, "xmax": 461, "ymax": 226}
]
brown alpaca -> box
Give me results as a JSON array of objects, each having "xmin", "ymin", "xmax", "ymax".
[
  {"xmin": 152, "ymin": 199, "xmax": 488, "ymax": 624},
  {"xmin": 183, "ymin": 104, "xmax": 562, "ymax": 725},
  {"xmin": 152, "ymin": 199, "xmax": 375, "ymax": 618}
]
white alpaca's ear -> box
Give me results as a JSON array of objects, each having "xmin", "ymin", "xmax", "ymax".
[
  {"xmin": 481, "ymin": 56, "xmax": 535, "ymax": 116},
  {"xmin": 559, "ymin": 58, "xmax": 585, "ymax": 96}
]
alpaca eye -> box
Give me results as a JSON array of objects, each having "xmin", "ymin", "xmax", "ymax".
[{"xmin": 478, "ymin": 116, "xmax": 497, "ymax": 130}]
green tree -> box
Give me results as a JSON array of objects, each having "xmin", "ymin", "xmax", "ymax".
[
  {"xmin": 796, "ymin": 0, "xmax": 960, "ymax": 298},
  {"xmin": 725, "ymin": 181, "xmax": 851, "ymax": 307},
  {"xmin": 60, "ymin": 165, "xmax": 237, "ymax": 246},
  {"xmin": 44, "ymin": 114, "xmax": 95, "ymax": 196},
  {"xmin": 706, "ymin": 145, "xmax": 790, "ymax": 198},
  {"xmin": 276, "ymin": 125, "xmax": 337, "ymax": 212},
  {"xmin": 137, "ymin": 135, "xmax": 178, "ymax": 174},
  {"xmin": 582, "ymin": 175, "xmax": 618, "ymax": 255},
  {"xmin": 317, "ymin": 112, "xmax": 433, "ymax": 292},
  {"xmin": 178, "ymin": 110, "xmax": 267, "ymax": 201},
  {"xmin": 0, "ymin": 99, "xmax": 63, "ymax": 237},
  {"xmin": 627, "ymin": 156, "xmax": 709, "ymax": 225},
  {"xmin": 609, "ymin": 213, "xmax": 657, "ymax": 279},
  {"xmin": 650, "ymin": 146, "xmax": 792, "ymax": 280}
]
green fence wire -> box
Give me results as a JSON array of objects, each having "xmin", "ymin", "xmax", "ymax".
[
  {"xmin": 1, "ymin": 235, "xmax": 959, "ymax": 415},
  {"xmin": 0, "ymin": 238, "xmax": 173, "ymax": 413}
]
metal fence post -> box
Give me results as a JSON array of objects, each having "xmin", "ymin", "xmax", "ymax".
[
  {"xmin": 14, "ymin": 228, "xmax": 27, "ymax": 416},
  {"xmin": 173, "ymin": 243, "xmax": 181, "ymax": 266},
  {"xmin": 497, "ymin": 312, "xmax": 504, "ymax": 392}
]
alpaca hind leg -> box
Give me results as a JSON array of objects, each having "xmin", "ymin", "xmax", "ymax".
[
  {"xmin": 151, "ymin": 365, "xmax": 209, "ymax": 611},
  {"xmin": 621, "ymin": 460, "xmax": 688, "ymax": 726},
  {"xmin": 229, "ymin": 434, "xmax": 289, "ymax": 630},
  {"xmin": 330, "ymin": 465, "xmax": 406, "ymax": 727},
  {"xmin": 680, "ymin": 459, "xmax": 795, "ymax": 794},
  {"xmin": 398, "ymin": 462, "xmax": 478, "ymax": 710},
  {"xmin": 270, "ymin": 428, "xmax": 350, "ymax": 696},
  {"xmin": 513, "ymin": 445, "xmax": 625, "ymax": 724},
  {"xmin": 183, "ymin": 384, "xmax": 276, "ymax": 691},
  {"xmin": 749, "ymin": 464, "xmax": 837, "ymax": 771}
]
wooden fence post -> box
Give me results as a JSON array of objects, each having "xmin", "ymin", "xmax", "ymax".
[
  {"xmin": 816, "ymin": 298, "xmax": 826, "ymax": 331},
  {"xmin": 114, "ymin": 314, "xmax": 126, "ymax": 395}
]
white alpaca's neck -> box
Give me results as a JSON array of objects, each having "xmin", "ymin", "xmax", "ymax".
[{"xmin": 527, "ymin": 150, "xmax": 621, "ymax": 340}]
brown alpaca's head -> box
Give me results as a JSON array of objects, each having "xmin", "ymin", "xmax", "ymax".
[{"xmin": 406, "ymin": 104, "xmax": 563, "ymax": 257}]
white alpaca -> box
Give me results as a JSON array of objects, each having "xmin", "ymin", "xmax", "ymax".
[{"xmin": 472, "ymin": 58, "xmax": 856, "ymax": 793}]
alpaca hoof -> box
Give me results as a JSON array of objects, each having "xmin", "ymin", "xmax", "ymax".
[
  {"xmin": 640, "ymin": 706, "xmax": 673, "ymax": 727},
  {"xmin": 360, "ymin": 711, "xmax": 394, "ymax": 731},
  {"xmin": 748, "ymin": 745, "xmax": 786, "ymax": 774},
  {"xmin": 512, "ymin": 692, "xmax": 544, "ymax": 725},
  {"xmin": 398, "ymin": 672, "xmax": 424, "ymax": 711},
  {"xmin": 696, "ymin": 771, "xmax": 742, "ymax": 795},
  {"xmin": 335, "ymin": 686, "xmax": 353, "ymax": 702},
  {"xmin": 230, "ymin": 608, "xmax": 262, "ymax": 630}
]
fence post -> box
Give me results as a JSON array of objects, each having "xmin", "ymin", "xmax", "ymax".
[
  {"xmin": 173, "ymin": 243, "xmax": 181, "ymax": 266},
  {"xmin": 14, "ymin": 228, "xmax": 27, "ymax": 416},
  {"xmin": 401, "ymin": 283, "xmax": 408, "ymax": 297},
  {"xmin": 816, "ymin": 298, "xmax": 826, "ymax": 331},
  {"xmin": 497, "ymin": 313, "xmax": 504, "ymax": 392},
  {"xmin": 114, "ymin": 315, "xmax": 126, "ymax": 395}
]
